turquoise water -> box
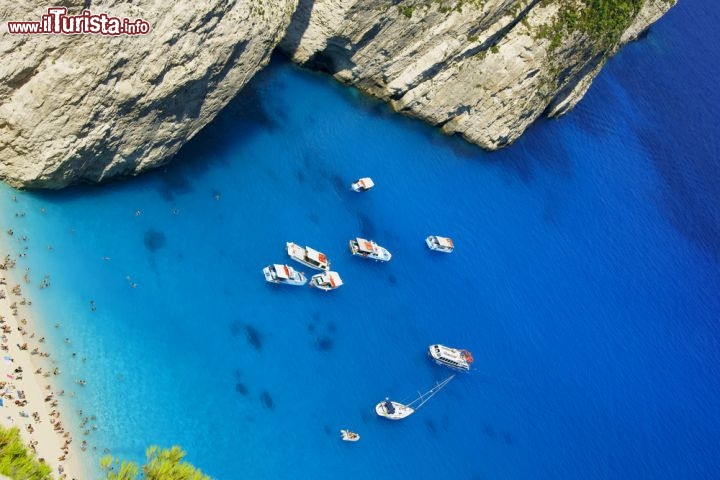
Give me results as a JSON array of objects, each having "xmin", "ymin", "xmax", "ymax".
[{"xmin": 1, "ymin": 2, "xmax": 719, "ymax": 478}]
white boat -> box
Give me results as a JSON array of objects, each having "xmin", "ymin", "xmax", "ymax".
[
  {"xmin": 375, "ymin": 399, "xmax": 415, "ymax": 420},
  {"xmin": 426, "ymin": 235, "xmax": 454, "ymax": 253},
  {"xmin": 286, "ymin": 242, "xmax": 330, "ymax": 271},
  {"xmin": 351, "ymin": 177, "xmax": 374, "ymax": 192},
  {"xmin": 340, "ymin": 429, "xmax": 360, "ymax": 442},
  {"xmin": 310, "ymin": 271, "xmax": 344, "ymax": 291},
  {"xmin": 428, "ymin": 344, "xmax": 474, "ymax": 372},
  {"xmin": 349, "ymin": 238, "xmax": 392, "ymax": 262},
  {"xmin": 375, "ymin": 374, "xmax": 455, "ymax": 420},
  {"xmin": 262, "ymin": 264, "xmax": 307, "ymax": 286}
]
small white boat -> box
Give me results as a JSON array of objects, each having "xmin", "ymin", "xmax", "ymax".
[
  {"xmin": 375, "ymin": 374, "xmax": 455, "ymax": 420},
  {"xmin": 428, "ymin": 344, "xmax": 474, "ymax": 372},
  {"xmin": 375, "ymin": 399, "xmax": 415, "ymax": 420},
  {"xmin": 426, "ymin": 236, "xmax": 454, "ymax": 253},
  {"xmin": 351, "ymin": 177, "xmax": 375, "ymax": 192},
  {"xmin": 349, "ymin": 237, "xmax": 392, "ymax": 262},
  {"xmin": 340, "ymin": 429, "xmax": 360, "ymax": 442},
  {"xmin": 310, "ymin": 271, "xmax": 344, "ymax": 291},
  {"xmin": 263, "ymin": 264, "xmax": 307, "ymax": 286},
  {"xmin": 286, "ymin": 242, "xmax": 330, "ymax": 271}
]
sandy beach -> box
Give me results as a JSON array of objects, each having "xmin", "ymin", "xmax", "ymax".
[{"xmin": 0, "ymin": 241, "xmax": 86, "ymax": 479}]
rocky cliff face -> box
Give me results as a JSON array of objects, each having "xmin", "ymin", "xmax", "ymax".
[
  {"xmin": 1, "ymin": 1, "xmax": 674, "ymax": 189},
  {"xmin": 280, "ymin": 0, "xmax": 676, "ymax": 149},
  {"xmin": 0, "ymin": 0, "xmax": 297, "ymax": 188}
]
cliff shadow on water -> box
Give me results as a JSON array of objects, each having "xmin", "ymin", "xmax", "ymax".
[
  {"xmin": 23, "ymin": 57, "xmax": 285, "ymax": 206},
  {"xmin": 495, "ymin": 119, "xmax": 574, "ymax": 184},
  {"xmin": 417, "ymin": 111, "xmax": 575, "ymax": 186},
  {"xmin": 609, "ymin": 2, "xmax": 720, "ymax": 264}
]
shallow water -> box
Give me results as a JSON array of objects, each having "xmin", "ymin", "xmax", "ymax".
[{"xmin": 1, "ymin": 1, "xmax": 719, "ymax": 478}]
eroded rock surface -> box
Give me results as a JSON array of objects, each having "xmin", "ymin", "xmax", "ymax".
[
  {"xmin": 281, "ymin": 0, "xmax": 676, "ymax": 149},
  {"xmin": 0, "ymin": 1, "xmax": 675, "ymax": 188},
  {"xmin": 0, "ymin": 0, "xmax": 297, "ymax": 188}
]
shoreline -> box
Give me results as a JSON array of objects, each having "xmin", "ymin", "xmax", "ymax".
[{"xmin": 0, "ymin": 241, "xmax": 87, "ymax": 479}]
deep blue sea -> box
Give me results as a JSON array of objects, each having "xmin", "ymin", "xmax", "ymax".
[{"xmin": 1, "ymin": 1, "xmax": 719, "ymax": 478}]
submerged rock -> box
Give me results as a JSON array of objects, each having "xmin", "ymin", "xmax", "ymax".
[
  {"xmin": 235, "ymin": 382, "xmax": 249, "ymax": 395},
  {"xmin": 259, "ymin": 390, "xmax": 275, "ymax": 410},
  {"xmin": 244, "ymin": 324, "xmax": 263, "ymax": 351},
  {"xmin": 143, "ymin": 229, "xmax": 166, "ymax": 252}
]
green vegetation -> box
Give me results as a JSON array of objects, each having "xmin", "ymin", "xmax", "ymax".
[
  {"xmin": 250, "ymin": 0, "xmax": 266, "ymax": 18},
  {"xmin": 395, "ymin": 0, "xmax": 487, "ymax": 17},
  {"xmin": 101, "ymin": 446, "xmax": 211, "ymax": 480},
  {"xmin": 450, "ymin": 0, "xmax": 487, "ymax": 11},
  {"xmin": 0, "ymin": 425, "xmax": 53, "ymax": 480},
  {"xmin": 392, "ymin": 0, "xmax": 653, "ymax": 55},
  {"xmin": 400, "ymin": 5, "xmax": 415, "ymax": 18},
  {"xmin": 537, "ymin": 0, "xmax": 646, "ymax": 53}
]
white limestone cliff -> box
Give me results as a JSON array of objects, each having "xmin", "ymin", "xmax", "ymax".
[
  {"xmin": 280, "ymin": 0, "xmax": 676, "ymax": 149},
  {"xmin": 0, "ymin": 0, "xmax": 297, "ymax": 188},
  {"xmin": 0, "ymin": 0, "xmax": 675, "ymax": 189}
]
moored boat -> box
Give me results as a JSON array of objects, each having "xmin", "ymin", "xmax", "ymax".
[
  {"xmin": 286, "ymin": 242, "xmax": 330, "ymax": 271},
  {"xmin": 340, "ymin": 429, "xmax": 360, "ymax": 442},
  {"xmin": 262, "ymin": 264, "xmax": 307, "ymax": 286},
  {"xmin": 426, "ymin": 235, "xmax": 454, "ymax": 253},
  {"xmin": 351, "ymin": 177, "xmax": 375, "ymax": 192},
  {"xmin": 310, "ymin": 271, "xmax": 344, "ymax": 291},
  {"xmin": 375, "ymin": 399, "xmax": 414, "ymax": 420},
  {"xmin": 375, "ymin": 374, "xmax": 455, "ymax": 420},
  {"xmin": 348, "ymin": 237, "xmax": 392, "ymax": 262},
  {"xmin": 428, "ymin": 344, "xmax": 473, "ymax": 372}
]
